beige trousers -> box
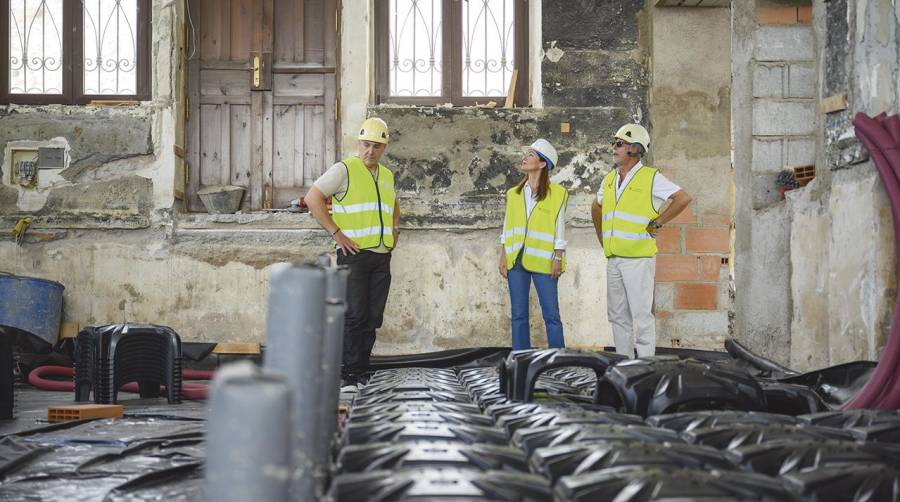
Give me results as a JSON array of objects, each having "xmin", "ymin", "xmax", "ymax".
[{"xmin": 607, "ymin": 256, "xmax": 656, "ymax": 358}]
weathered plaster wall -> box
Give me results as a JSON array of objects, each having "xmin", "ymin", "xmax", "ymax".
[
  {"xmin": 1, "ymin": 0, "xmax": 736, "ymax": 355},
  {"xmin": 649, "ymin": 6, "xmax": 732, "ymax": 351},
  {"xmin": 735, "ymin": 0, "xmax": 898, "ymax": 371}
]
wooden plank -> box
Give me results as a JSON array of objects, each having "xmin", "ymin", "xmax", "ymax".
[
  {"xmin": 295, "ymin": 105, "xmax": 306, "ymax": 185},
  {"xmin": 324, "ymin": 0, "xmax": 337, "ymax": 67},
  {"xmin": 324, "ymin": 74, "xmax": 336, "ymax": 169},
  {"xmin": 262, "ymin": 90, "xmax": 275, "ymax": 208},
  {"xmin": 273, "ymin": 105, "xmax": 295, "ymax": 188},
  {"xmin": 200, "ymin": 0, "xmax": 222, "ymax": 60},
  {"xmin": 198, "ymin": 95, "xmax": 253, "ymax": 105},
  {"xmin": 213, "ymin": 342, "xmax": 261, "ymax": 354},
  {"xmin": 199, "ymin": 69, "xmax": 251, "ymax": 97},
  {"xmin": 230, "ymin": 105, "xmax": 253, "ymax": 191},
  {"xmin": 274, "ymin": 0, "xmax": 304, "ymax": 63},
  {"xmin": 187, "ymin": 0, "xmax": 204, "ymax": 211},
  {"xmin": 273, "ymin": 73, "xmax": 325, "ymax": 97},
  {"xmin": 59, "ymin": 321, "xmax": 79, "ymax": 339},
  {"xmin": 200, "ymin": 104, "xmax": 225, "ymax": 186},
  {"xmin": 305, "ymin": 104, "xmax": 325, "ymax": 186},
  {"xmin": 305, "ymin": 0, "xmax": 325, "ymax": 64},
  {"xmin": 821, "ymin": 93, "xmax": 848, "ymax": 113},
  {"xmin": 250, "ymin": 91, "xmax": 265, "ymax": 209},
  {"xmin": 504, "ymin": 69, "xmax": 518, "ymax": 108},
  {"xmin": 220, "ymin": 104, "xmax": 232, "ymax": 185}
]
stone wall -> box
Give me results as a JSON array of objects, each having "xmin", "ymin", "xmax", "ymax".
[
  {"xmin": 734, "ymin": 0, "xmax": 898, "ymax": 370},
  {"xmin": 649, "ymin": 6, "xmax": 732, "ymax": 351},
  {"xmin": 0, "ymin": 0, "xmax": 736, "ymax": 354}
]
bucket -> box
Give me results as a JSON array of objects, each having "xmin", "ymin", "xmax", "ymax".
[
  {"xmin": 198, "ymin": 185, "xmax": 246, "ymax": 214},
  {"xmin": 0, "ymin": 273, "xmax": 65, "ymax": 345}
]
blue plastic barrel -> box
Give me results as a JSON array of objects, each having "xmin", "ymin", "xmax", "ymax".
[{"xmin": 0, "ymin": 273, "xmax": 65, "ymax": 344}]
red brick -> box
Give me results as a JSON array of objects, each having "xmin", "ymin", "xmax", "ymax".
[
  {"xmin": 685, "ymin": 227, "xmax": 730, "ymax": 253},
  {"xmin": 797, "ymin": 6, "xmax": 812, "ymax": 23},
  {"xmin": 655, "ymin": 255, "xmax": 698, "ymax": 282},
  {"xmin": 756, "ymin": 6, "xmax": 799, "ymax": 25},
  {"xmin": 655, "ymin": 227, "xmax": 681, "ymax": 254},
  {"xmin": 674, "ymin": 283, "xmax": 718, "ymax": 310},
  {"xmin": 701, "ymin": 210, "xmax": 732, "ymax": 226},
  {"xmin": 699, "ymin": 255, "xmax": 724, "ymax": 281},
  {"xmin": 668, "ymin": 204, "xmax": 696, "ymax": 224},
  {"xmin": 656, "ymin": 310, "xmax": 672, "ymax": 320}
]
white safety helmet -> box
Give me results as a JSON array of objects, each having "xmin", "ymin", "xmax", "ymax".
[
  {"xmin": 524, "ymin": 138, "xmax": 558, "ymax": 170},
  {"xmin": 614, "ymin": 124, "xmax": 650, "ymax": 151}
]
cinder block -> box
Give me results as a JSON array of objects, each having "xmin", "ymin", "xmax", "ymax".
[
  {"xmin": 786, "ymin": 137, "xmax": 816, "ymax": 166},
  {"xmin": 752, "ymin": 172, "xmax": 782, "ymax": 210},
  {"xmin": 753, "ymin": 26, "xmax": 815, "ymax": 61},
  {"xmin": 753, "ymin": 64, "xmax": 785, "ymax": 98},
  {"xmin": 655, "ymin": 282, "xmax": 674, "ymax": 310},
  {"xmin": 752, "ymin": 138, "xmax": 784, "ymax": 173},
  {"xmin": 752, "ymin": 100, "xmax": 817, "ymax": 136},
  {"xmin": 674, "ymin": 283, "xmax": 718, "ymax": 310},
  {"xmin": 656, "ymin": 255, "xmax": 698, "ymax": 282},
  {"xmin": 788, "ymin": 63, "xmax": 816, "ymax": 98},
  {"xmin": 685, "ymin": 227, "xmax": 730, "ymax": 253}
]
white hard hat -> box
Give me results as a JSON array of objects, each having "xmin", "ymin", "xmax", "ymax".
[
  {"xmin": 524, "ymin": 138, "xmax": 558, "ymax": 169},
  {"xmin": 614, "ymin": 124, "xmax": 650, "ymax": 151}
]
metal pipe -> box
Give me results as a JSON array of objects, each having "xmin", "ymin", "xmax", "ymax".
[
  {"xmin": 205, "ymin": 361, "xmax": 291, "ymax": 502},
  {"xmin": 264, "ymin": 264, "xmax": 327, "ymax": 501}
]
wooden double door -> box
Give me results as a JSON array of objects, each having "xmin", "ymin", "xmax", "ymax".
[{"xmin": 187, "ymin": 0, "xmax": 337, "ymax": 210}]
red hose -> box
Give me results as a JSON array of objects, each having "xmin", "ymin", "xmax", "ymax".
[
  {"xmin": 28, "ymin": 366, "xmax": 212, "ymax": 400},
  {"xmin": 845, "ymin": 112, "xmax": 900, "ymax": 409}
]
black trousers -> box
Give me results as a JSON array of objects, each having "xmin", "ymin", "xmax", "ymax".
[{"xmin": 336, "ymin": 249, "xmax": 392, "ymax": 377}]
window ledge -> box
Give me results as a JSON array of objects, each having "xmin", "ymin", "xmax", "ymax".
[{"xmin": 175, "ymin": 211, "xmax": 321, "ymax": 230}]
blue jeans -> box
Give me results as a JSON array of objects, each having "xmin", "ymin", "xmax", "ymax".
[{"xmin": 507, "ymin": 260, "xmax": 565, "ymax": 350}]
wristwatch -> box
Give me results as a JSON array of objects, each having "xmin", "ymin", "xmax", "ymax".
[
  {"xmin": 649, "ymin": 220, "xmax": 662, "ymax": 230},
  {"xmin": 552, "ymin": 255, "xmax": 563, "ymax": 262}
]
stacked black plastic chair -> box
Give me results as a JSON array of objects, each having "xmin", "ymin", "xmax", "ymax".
[{"xmin": 74, "ymin": 324, "xmax": 183, "ymax": 404}]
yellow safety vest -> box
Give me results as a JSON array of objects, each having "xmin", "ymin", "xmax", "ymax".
[
  {"xmin": 332, "ymin": 157, "xmax": 396, "ymax": 250},
  {"xmin": 503, "ymin": 183, "xmax": 568, "ymax": 274},
  {"xmin": 600, "ymin": 165, "xmax": 659, "ymax": 258}
]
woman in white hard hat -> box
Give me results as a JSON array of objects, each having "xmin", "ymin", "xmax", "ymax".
[{"xmin": 499, "ymin": 139, "xmax": 569, "ymax": 350}]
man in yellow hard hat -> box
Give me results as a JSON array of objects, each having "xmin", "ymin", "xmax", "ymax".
[
  {"xmin": 591, "ymin": 124, "xmax": 692, "ymax": 358},
  {"xmin": 305, "ymin": 117, "xmax": 400, "ymax": 385}
]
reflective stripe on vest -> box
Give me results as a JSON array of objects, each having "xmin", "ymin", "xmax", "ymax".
[
  {"xmin": 503, "ymin": 183, "xmax": 568, "ymax": 274},
  {"xmin": 332, "ymin": 157, "xmax": 396, "ymax": 250},
  {"xmin": 600, "ymin": 166, "xmax": 659, "ymax": 258}
]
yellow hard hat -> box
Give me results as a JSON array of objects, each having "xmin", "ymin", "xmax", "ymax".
[
  {"xmin": 358, "ymin": 117, "xmax": 390, "ymax": 144},
  {"xmin": 614, "ymin": 123, "xmax": 650, "ymax": 151}
]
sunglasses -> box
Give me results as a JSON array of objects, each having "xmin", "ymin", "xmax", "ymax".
[{"xmin": 611, "ymin": 140, "xmax": 629, "ymax": 148}]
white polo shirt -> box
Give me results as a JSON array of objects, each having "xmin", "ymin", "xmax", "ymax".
[{"xmin": 596, "ymin": 162, "xmax": 681, "ymax": 212}]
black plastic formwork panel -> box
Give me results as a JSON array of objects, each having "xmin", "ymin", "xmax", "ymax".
[
  {"xmin": 352, "ymin": 390, "xmax": 474, "ymax": 406},
  {"xmin": 348, "ymin": 410, "xmax": 494, "ymax": 427},
  {"xmin": 497, "ymin": 410, "xmax": 644, "ymax": 437},
  {"xmin": 335, "ymin": 441, "xmax": 529, "ymax": 473},
  {"xmin": 595, "ymin": 357, "xmax": 766, "ymax": 417},
  {"xmin": 555, "ymin": 466, "xmax": 794, "ymax": 501},
  {"xmin": 725, "ymin": 439, "xmax": 900, "ymax": 476},
  {"xmin": 340, "ymin": 423, "xmax": 508, "ymax": 447},
  {"xmin": 530, "ymin": 441, "xmax": 735, "ymax": 483},
  {"xmin": 682, "ymin": 423, "xmax": 858, "ymax": 449},
  {"xmin": 781, "ymin": 464, "xmax": 900, "ymax": 502},
  {"xmin": 645, "ymin": 410, "xmax": 801, "ymax": 432},
  {"xmin": 328, "ymin": 468, "xmax": 552, "ymax": 501},
  {"xmin": 348, "ymin": 402, "xmax": 483, "ymax": 419},
  {"xmin": 511, "ymin": 424, "xmax": 683, "ymax": 457}
]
